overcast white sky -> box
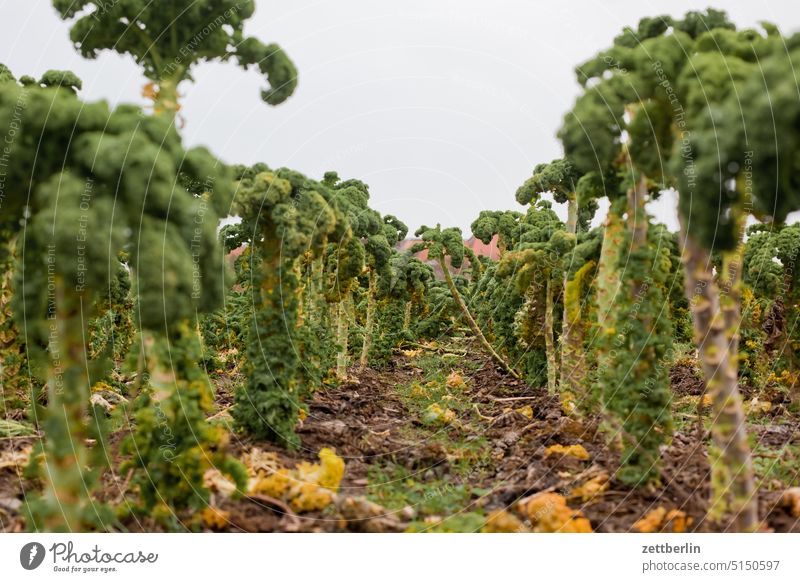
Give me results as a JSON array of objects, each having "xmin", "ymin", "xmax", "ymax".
[{"xmin": 1, "ymin": 0, "xmax": 799, "ymax": 234}]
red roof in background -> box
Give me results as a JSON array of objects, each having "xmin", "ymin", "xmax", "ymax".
[
  {"xmin": 398, "ymin": 235, "xmax": 499, "ymax": 260},
  {"xmin": 465, "ymin": 235, "xmax": 501, "ymax": 261},
  {"xmin": 228, "ymin": 245, "xmax": 246, "ymax": 259},
  {"xmin": 397, "ymin": 234, "xmax": 500, "ymax": 279},
  {"xmin": 396, "ymin": 238, "xmax": 427, "ymax": 260},
  {"xmin": 227, "ymin": 235, "xmax": 500, "ymax": 280}
]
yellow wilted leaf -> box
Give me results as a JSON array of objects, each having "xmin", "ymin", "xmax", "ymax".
[
  {"xmin": 410, "ymin": 383, "xmax": 428, "ymax": 398},
  {"xmin": 519, "ymin": 493, "xmax": 592, "ymax": 533},
  {"xmin": 241, "ymin": 448, "xmax": 280, "ymax": 476},
  {"xmin": 250, "ymin": 468, "xmax": 291, "ymax": 498},
  {"xmin": 290, "ymin": 483, "xmax": 334, "ymax": 512},
  {"xmin": 90, "ymin": 381, "xmax": 113, "ymax": 393},
  {"xmin": 634, "ymin": 507, "xmax": 692, "ymax": 533},
  {"xmin": 317, "ymin": 448, "xmax": 345, "ymax": 492},
  {"xmin": 745, "ymin": 398, "xmax": 772, "ymax": 415},
  {"xmin": 203, "ymin": 468, "xmax": 238, "ymax": 498},
  {"xmin": 295, "ymin": 448, "xmax": 345, "ymax": 492},
  {"xmin": 400, "ymin": 349, "xmax": 422, "ymax": 358},
  {"xmin": 545, "ymin": 444, "xmax": 590, "ymax": 461},
  {"xmin": 561, "ymin": 392, "xmax": 577, "ymax": 415},
  {"xmin": 701, "ymin": 393, "xmax": 713, "ymax": 407},
  {"xmin": 516, "ymin": 405, "xmax": 533, "ymax": 419},
  {"xmin": 422, "ymin": 403, "xmax": 456, "ymax": 425},
  {"xmin": 481, "ymin": 510, "xmax": 528, "ymax": 533},
  {"xmin": 569, "ymin": 472, "xmax": 609, "ymax": 502},
  {"xmin": 634, "ymin": 507, "xmax": 666, "ymax": 533},
  {"xmin": 664, "ymin": 510, "xmax": 692, "ymax": 533},
  {"xmin": 248, "ymin": 448, "xmax": 346, "ymax": 513},
  {"xmin": 200, "ymin": 507, "xmax": 230, "ymax": 530},
  {"xmin": 298, "ymin": 408, "xmax": 308, "ymax": 422},
  {"xmin": 446, "ymin": 371, "xmax": 466, "ymax": 389}
]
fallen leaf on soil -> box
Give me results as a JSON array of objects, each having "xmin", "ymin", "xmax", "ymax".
[
  {"xmin": 400, "ymin": 349, "xmax": 421, "ymax": 358},
  {"xmin": 633, "ymin": 507, "xmax": 693, "ymax": 533},
  {"xmin": 250, "ymin": 468, "xmax": 291, "ymax": 498},
  {"xmin": 295, "ymin": 447, "xmax": 345, "ymax": 492},
  {"xmin": 518, "ymin": 492, "xmax": 592, "ymax": 533},
  {"xmin": 203, "ymin": 468, "xmax": 238, "ymax": 498},
  {"xmin": 201, "ymin": 507, "xmax": 230, "ymax": 530},
  {"xmin": 337, "ymin": 496, "xmax": 413, "ymax": 532},
  {"xmin": 516, "ymin": 405, "xmax": 533, "ymax": 419},
  {"xmin": 663, "ymin": 510, "xmax": 692, "ymax": 533},
  {"xmin": 409, "ymin": 383, "xmax": 429, "ymax": 398},
  {"xmin": 249, "ymin": 448, "xmax": 346, "ymax": 514},
  {"xmin": 446, "ymin": 371, "xmax": 466, "ymax": 389},
  {"xmin": 481, "ymin": 509, "xmax": 528, "ymax": 533},
  {"xmin": 90, "ymin": 381, "xmax": 113, "ymax": 393},
  {"xmin": 90, "ymin": 393, "xmax": 115, "ymax": 413},
  {"xmin": 568, "ymin": 472, "xmax": 610, "ymax": 502},
  {"xmin": 634, "ymin": 508, "xmax": 665, "ymax": 532},
  {"xmin": 242, "ymin": 448, "xmax": 281, "ymax": 476},
  {"xmin": 561, "ymin": 392, "xmax": 577, "ymax": 415},
  {"xmin": 545, "ymin": 444, "xmax": 590, "ymax": 461},
  {"xmin": 779, "ymin": 488, "xmax": 800, "ymax": 518},
  {"xmin": 558, "ymin": 417, "xmax": 587, "ymax": 438},
  {"xmin": 701, "ymin": 394, "xmax": 713, "ymax": 407},
  {"xmin": 745, "ymin": 398, "xmax": 772, "ymax": 416},
  {"xmin": 422, "ymin": 403, "xmax": 456, "ymax": 425},
  {"xmin": 290, "ymin": 483, "xmax": 333, "ymax": 512}
]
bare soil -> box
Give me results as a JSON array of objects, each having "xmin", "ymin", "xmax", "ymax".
[{"xmin": 2, "ymin": 339, "xmax": 799, "ymax": 533}]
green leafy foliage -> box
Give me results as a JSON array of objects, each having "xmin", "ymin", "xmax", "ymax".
[
  {"xmin": 121, "ymin": 326, "xmax": 247, "ymax": 529},
  {"xmin": 52, "ymin": 0, "xmax": 297, "ymax": 111},
  {"xmin": 1, "ymin": 64, "xmax": 235, "ymax": 530},
  {"xmin": 599, "ymin": 223, "xmax": 674, "ymax": 486}
]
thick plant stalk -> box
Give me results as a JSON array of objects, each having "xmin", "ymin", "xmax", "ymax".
[
  {"xmin": 235, "ymin": 239, "xmax": 302, "ymax": 446},
  {"xmin": 124, "ymin": 323, "xmax": 247, "ymax": 519},
  {"xmin": 600, "ymin": 177, "xmax": 672, "ymax": 486},
  {"xmin": 359, "ymin": 270, "xmax": 377, "ymax": 368},
  {"xmin": 151, "ymin": 76, "xmax": 182, "ymax": 119},
  {"xmin": 335, "ymin": 296, "xmax": 351, "ymax": 380},
  {"xmin": 628, "ymin": 179, "xmax": 648, "ymax": 249},
  {"xmin": 559, "ymin": 195, "xmax": 584, "ymax": 390},
  {"xmin": 40, "ymin": 281, "xmax": 94, "ymax": 531},
  {"xmin": 303, "ymin": 256, "xmax": 324, "ymax": 323},
  {"xmin": 437, "ymin": 257, "xmax": 519, "ymax": 378},
  {"xmin": 593, "ymin": 202, "xmax": 625, "ymax": 445},
  {"xmin": 627, "ymin": 178, "xmax": 649, "ymax": 301},
  {"xmin": 595, "ymin": 205, "xmax": 624, "ymax": 353},
  {"xmin": 679, "ymin": 216, "xmax": 758, "ymax": 532},
  {"xmin": 561, "ymin": 262, "xmax": 594, "ymax": 407},
  {"xmin": 544, "ymin": 278, "xmax": 558, "ymax": 395},
  {"xmin": 0, "ymin": 236, "xmax": 24, "ymax": 410},
  {"xmin": 565, "ymin": 193, "xmax": 579, "ymax": 235},
  {"xmin": 403, "ymin": 300, "xmax": 412, "ymax": 332}
]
